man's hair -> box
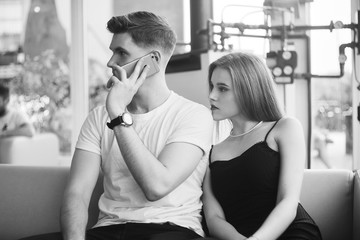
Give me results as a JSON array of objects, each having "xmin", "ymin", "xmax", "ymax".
[
  {"xmin": 0, "ymin": 84, "xmax": 10, "ymax": 100},
  {"xmin": 107, "ymin": 11, "xmax": 177, "ymax": 56},
  {"xmin": 208, "ymin": 52, "xmax": 284, "ymax": 122}
]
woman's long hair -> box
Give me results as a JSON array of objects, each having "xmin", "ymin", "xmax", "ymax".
[{"xmin": 208, "ymin": 52, "xmax": 284, "ymax": 121}]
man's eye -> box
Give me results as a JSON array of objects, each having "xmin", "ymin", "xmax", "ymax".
[{"xmin": 114, "ymin": 50, "xmax": 127, "ymax": 56}]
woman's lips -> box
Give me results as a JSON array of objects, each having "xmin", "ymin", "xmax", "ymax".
[{"xmin": 210, "ymin": 105, "xmax": 218, "ymax": 110}]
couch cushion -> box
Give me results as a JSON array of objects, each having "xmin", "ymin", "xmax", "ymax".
[{"xmin": 301, "ymin": 169, "xmax": 354, "ymax": 240}]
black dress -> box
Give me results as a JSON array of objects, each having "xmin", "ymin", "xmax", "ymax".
[{"xmin": 209, "ymin": 122, "xmax": 322, "ymax": 240}]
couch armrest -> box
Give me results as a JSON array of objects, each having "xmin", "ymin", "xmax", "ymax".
[
  {"xmin": 0, "ymin": 165, "xmax": 103, "ymax": 240},
  {"xmin": 0, "ymin": 133, "xmax": 60, "ymax": 165},
  {"xmin": 353, "ymin": 169, "xmax": 360, "ymax": 240},
  {"xmin": 301, "ymin": 169, "xmax": 354, "ymax": 240},
  {"xmin": 0, "ymin": 165, "xmax": 69, "ymax": 240}
]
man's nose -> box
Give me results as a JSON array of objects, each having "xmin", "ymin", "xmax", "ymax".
[{"xmin": 107, "ymin": 55, "xmax": 116, "ymax": 68}]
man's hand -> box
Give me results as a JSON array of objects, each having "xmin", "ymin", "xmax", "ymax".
[{"xmin": 106, "ymin": 57, "xmax": 150, "ymax": 119}]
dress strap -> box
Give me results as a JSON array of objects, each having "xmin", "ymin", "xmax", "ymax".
[
  {"xmin": 208, "ymin": 145, "xmax": 214, "ymax": 165},
  {"xmin": 264, "ymin": 120, "xmax": 280, "ymax": 142}
]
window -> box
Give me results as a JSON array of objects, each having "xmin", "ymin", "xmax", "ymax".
[
  {"xmin": 310, "ymin": 0, "xmax": 352, "ymax": 170},
  {"xmin": 0, "ymin": 0, "xmax": 72, "ymax": 163},
  {"xmin": 212, "ymin": 0, "xmax": 269, "ymax": 55}
]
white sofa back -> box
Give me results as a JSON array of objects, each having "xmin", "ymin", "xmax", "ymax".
[
  {"xmin": 0, "ymin": 133, "xmax": 60, "ymax": 165},
  {"xmin": 0, "ymin": 165, "xmax": 359, "ymax": 240},
  {"xmin": 301, "ymin": 169, "xmax": 360, "ymax": 240}
]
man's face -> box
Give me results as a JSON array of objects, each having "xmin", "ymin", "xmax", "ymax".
[
  {"xmin": 0, "ymin": 96, "xmax": 9, "ymax": 117},
  {"xmin": 107, "ymin": 33, "xmax": 150, "ymax": 73}
]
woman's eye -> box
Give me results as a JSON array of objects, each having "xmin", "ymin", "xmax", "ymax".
[{"xmin": 219, "ymin": 87, "xmax": 228, "ymax": 92}]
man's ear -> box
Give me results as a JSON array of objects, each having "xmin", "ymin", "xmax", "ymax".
[{"xmin": 152, "ymin": 51, "xmax": 161, "ymax": 62}]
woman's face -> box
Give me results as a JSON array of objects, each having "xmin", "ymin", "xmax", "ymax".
[{"xmin": 209, "ymin": 67, "xmax": 241, "ymax": 121}]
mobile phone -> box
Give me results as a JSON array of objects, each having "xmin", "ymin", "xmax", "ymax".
[{"xmin": 122, "ymin": 51, "xmax": 160, "ymax": 78}]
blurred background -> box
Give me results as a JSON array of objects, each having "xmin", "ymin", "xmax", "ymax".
[{"xmin": 0, "ymin": 0, "xmax": 359, "ymax": 170}]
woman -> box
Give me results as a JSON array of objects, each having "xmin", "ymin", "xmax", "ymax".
[{"xmin": 203, "ymin": 52, "xmax": 322, "ymax": 240}]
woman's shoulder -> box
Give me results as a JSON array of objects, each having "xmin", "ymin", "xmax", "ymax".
[
  {"xmin": 273, "ymin": 116, "xmax": 304, "ymax": 139},
  {"xmin": 276, "ymin": 116, "xmax": 302, "ymax": 129}
]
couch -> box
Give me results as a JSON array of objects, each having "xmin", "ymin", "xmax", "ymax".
[
  {"xmin": 0, "ymin": 133, "xmax": 60, "ymax": 165},
  {"xmin": 0, "ymin": 165, "xmax": 359, "ymax": 240}
]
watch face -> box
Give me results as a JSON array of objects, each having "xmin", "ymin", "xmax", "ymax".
[{"xmin": 122, "ymin": 112, "xmax": 133, "ymax": 125}]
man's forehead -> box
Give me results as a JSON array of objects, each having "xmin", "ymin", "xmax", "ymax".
[{"xmin": 110, "ymin": 33, "xmax": 135, "ymax": 49}]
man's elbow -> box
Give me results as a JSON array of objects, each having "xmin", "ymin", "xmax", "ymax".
[
  {"xmin": 145, "ymin": 193, "xmax": 163, "ymax": 202},
  {"xmin": 143, "ymin": 184, "xmax": 170, "ymax": 202}
]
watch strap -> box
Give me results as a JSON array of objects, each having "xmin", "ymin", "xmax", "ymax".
[{"xmin": 107, "ymin": 116, "xmax": 121, "ymax": 130}]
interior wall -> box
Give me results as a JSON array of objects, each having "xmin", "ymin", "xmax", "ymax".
[{"xmin": 166, "ymin": 51, "xmax": 227, "ymax": 108}]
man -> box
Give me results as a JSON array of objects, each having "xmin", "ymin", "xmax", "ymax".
[
  {"xmin": 0, "ymin": 84, "xmax": 34, "ymax": 138},
  {"xmin": 54, "ymin": 11, "xmax": 212, "ymax": 240}
]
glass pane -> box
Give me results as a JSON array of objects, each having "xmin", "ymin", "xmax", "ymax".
[
  {"xmin": 0, "ymin": 0, "xmax": 71, "ymax": 165},
  {"xmin": 310, "ymin": 0, "xmax": 352, "ymax": 169},
  {"xmin": 86, "ymin": 1, "xmax": 112, "ymax": 111}
]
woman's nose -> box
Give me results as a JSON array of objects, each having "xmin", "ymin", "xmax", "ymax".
[{"xmin": 209, "ymin": 89, "xmax": 217, "ymax": 101}]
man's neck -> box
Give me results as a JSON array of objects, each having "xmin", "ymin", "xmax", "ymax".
[{"xmin": 127, "ymin": 78, "xmax": 171, "ymax": 114}]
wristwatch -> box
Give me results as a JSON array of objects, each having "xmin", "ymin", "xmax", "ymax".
[{"xmin": 107, "ymin": 112, "xmax": 133, "ymax": 129}]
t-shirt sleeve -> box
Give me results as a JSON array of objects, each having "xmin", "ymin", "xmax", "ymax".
[
  {"xmin": 75, "ymin": 107, "xmax": 105, "ymax": 155},
  {"xmin": 166, "ymin": 105, "xmax": 213, "ymax": 155}
]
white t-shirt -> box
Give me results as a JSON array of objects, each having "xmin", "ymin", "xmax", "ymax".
[
  {"xmin": 76, "ymin": 91, "xmax": 213, "ymax": 236},
  {"xmin": 0, "ymin": 108, "xmax": 31, "ymax": 132}
]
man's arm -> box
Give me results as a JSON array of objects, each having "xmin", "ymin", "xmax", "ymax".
[
  {"xmin": 106, "ymin": 58, "xmax": 212, "ymax": 201},
  {"xmin": 61, "ymin": 149, "xmax": 101, "ymax": 240},
  {"xmin": 113, "ymin": 125, "xmax": 205, "ymax": 201}
]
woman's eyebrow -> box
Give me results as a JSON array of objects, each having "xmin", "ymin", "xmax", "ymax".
[{"xmin": 216, "ymin": 82, "xmax": 230, "ymax": 87}]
